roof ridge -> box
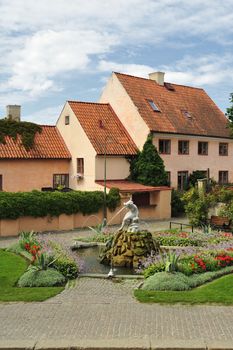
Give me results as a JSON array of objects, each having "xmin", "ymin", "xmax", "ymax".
[
  {"xmin": 114, "ymin": 72, "xmax": 204, "ymax": 91},
  {"xmin": 68, "ymin": 100, "xmax": 109, "ymax": 106},
  {"xmin": 39, "ymin": 124, "xmax": 56, "ymax": 127}
]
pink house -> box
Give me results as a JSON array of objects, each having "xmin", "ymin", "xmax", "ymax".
[
  {"xmin": 100, "ymin": 72, "xmax": 232, "ymax": 189},
  {"xmin": 0, "ymin": 106, "xmax": 71, "ymax": 192}
]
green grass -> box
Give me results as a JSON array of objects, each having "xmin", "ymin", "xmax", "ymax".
[
  {"xmin": 134, "ymin": 273, "xmax": 233, "ymax": 304},
  {"xmin": 0, "ymin": 249, "xmax": 64, "ymax": 302}
]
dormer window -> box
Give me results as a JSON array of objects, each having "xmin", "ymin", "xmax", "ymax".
[
  {"xmin": 182, "ymin": 110, "xmax": 192, "ymax": 119},
  {"xmin": 65, "ymin": 115, "xmax": 70, "ymax": 125},
  {"xmin": 148, "ymin": 99, "xmax": 160, "ymax": 112}
]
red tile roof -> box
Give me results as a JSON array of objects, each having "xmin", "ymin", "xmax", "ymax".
[
  {"xmin": 115, "ymin": 72, "xmax": 230, "ymax": 138},
  {"xmin": 96, "ymin": 180, "xmax": 171, "ymax": 193},
  {"xmin": 0, "ymin": 125, "xmax": 71, "ymax": 159},
  {"xmin": 68, "ymin": 101, "xmax": 138, "ymax": 155}
]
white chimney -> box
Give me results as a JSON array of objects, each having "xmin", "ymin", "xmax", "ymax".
[
  {"xmin": 6, "ymin": 105, "xmax": 21, "ymax": 121},
  {"xmin": 149, "ymin": 72, "xmax": 165, "ymax": 86}
]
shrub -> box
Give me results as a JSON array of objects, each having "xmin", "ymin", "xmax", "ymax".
[
  {"xmin": 141, "ymin": 266, "xmax": 233, "ymax": 291},
  {"xmin": 0, "ymin": 189, "xmax": 120, "ymax": 219},
  {"xmin": 155, "ymin": 235, "xmax": 203, "ymax": 247},
  {"xmin": 143, "ymin": 261, "xmax": 165, "ymax": 278},
  {"xmin": 171, "ymin": 190, "xmax": 185, "ymax": 217},
  {"xmin": 53, "ymin": 257, "xmax": 78, "ymax": 279},
  {"xmin": 17, "ymin": 268, "xmax": 66, "ymax": 287},
  {"xmin": 49, "ymin": 241, "xmax": 79, "ymax": 279},
  {"xmin": 142, "ymin": 272, "xmax": 190, "ymax": 291}
]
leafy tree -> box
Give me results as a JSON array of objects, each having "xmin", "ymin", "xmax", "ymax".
[
  {"xmin": 128, "ymin": 134, "xmax": 168, "ymax": 186},
  {"xmin": 226, "ymin": 93, "xmax": 233, "ymax": 122},
  {"xmin": 226, "ymin": 93, "xmax": 233, "ymax": 135},
  {"xmin": 189, "ymin": 170, "xmax": 207, "ymax": 187}
]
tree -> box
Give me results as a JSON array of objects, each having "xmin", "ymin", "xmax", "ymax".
[
  {"xmin": 189, "ymin": 170, "xmax": 207, "ymax": 187},
  {"xmin": 226, "ymin": 93, "xmax": 233, "ymax": 134},
  {"xmin": 128, "ymin": 134, "xmax": 168, "ymax": 186}
]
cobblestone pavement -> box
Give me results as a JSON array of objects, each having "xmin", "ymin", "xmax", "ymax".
[{"xmin": 0, "ymin": 277, "xmax": 233, "ymax": 344}]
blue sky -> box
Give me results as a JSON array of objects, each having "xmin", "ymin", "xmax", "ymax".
[{"xmin": 0, "ymin": 0, "xmax": 233, "ymax": 125}]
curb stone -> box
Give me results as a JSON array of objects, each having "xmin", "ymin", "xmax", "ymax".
[
  {"xmin": 0, "ymin": 340, "xmax": 35, "ymax": 350},
  {"xmin": 207, "ymin": 340, "xmax": 233, "ymax": 350},
  {"xmin": 150, "ymin": 338, "xmax": 206, "ymax": 349},
  {"xmin": 1, "ymin": 339, "xmax": 233, "ymax": 350},
  {"xmin": 35, "ymin": 338, "xmax": 151, "ymax": 349}
]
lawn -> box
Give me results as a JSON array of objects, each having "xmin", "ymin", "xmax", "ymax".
[
  {"xmin": 134, "ymin": 273, "xmax": 233, "ymax": 304},
  {"xmin": 0, "ymin": 249, "xmax": 64, "ymax": 302}
]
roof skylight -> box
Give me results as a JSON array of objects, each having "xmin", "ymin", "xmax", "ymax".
[
  {"xmin": 148, "ymin": 99, "xmax": 160, "ymax": 112},
  {"xmin": 182, "ymin": 110, "xmax": 192, "ymax": 119}
]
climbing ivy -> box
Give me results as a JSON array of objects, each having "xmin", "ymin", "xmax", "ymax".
[{"xmin": 0, "ymin": 119, "xmax": 42, "ymax": 150}]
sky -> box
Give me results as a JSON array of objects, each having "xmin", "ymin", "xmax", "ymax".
[{"xmin": 0, "ymin": 0, "xmax": 233, "ymax": 125}]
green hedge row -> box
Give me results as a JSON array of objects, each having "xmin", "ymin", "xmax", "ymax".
[{"xmin": 0, "ymin": 188, "xmax": 120, "ymax": 219}]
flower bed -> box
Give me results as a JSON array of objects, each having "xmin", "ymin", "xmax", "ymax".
[
  {"xmin": 7, "ymin": 231, "xmax": 80, "ymax": 286},
  {"xmin": 138, "ymin": 229, "xmax": 233, "ymax": 279}
]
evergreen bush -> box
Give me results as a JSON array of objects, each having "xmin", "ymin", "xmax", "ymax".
[
  {"xmin": 128, "ymin": 134, "xmax": 168, "ymax": 186},
  {"xmin": 171, "ymin": 189, "xmax": 184, "ymax": 217}
]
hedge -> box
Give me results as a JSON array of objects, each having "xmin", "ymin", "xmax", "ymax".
[{"xmin": 0, "ymin": 188, "xmax": 120, "ymax": 220}]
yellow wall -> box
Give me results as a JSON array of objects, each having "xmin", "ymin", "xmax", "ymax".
[
  {"xmin": 0, "ymin": 159, "xmax": 70, "ymax": 192},
  {"xmin": 99, "ymin": 73, "xmax": 150, "ymax": 150},
  {"xmin": 95, "ymin": 156, "xmax": 130, "ymax": 180},
  {"xmin": 56, "ymin": 102, "xmax": 98, "ymax": 191}
]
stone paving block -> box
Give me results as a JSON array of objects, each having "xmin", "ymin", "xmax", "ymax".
[
  {"xmin": 150, "ymin": 338, "xmax": 206, "ymax": 350},
  {"xmin": 0, "ymin": 339, "xmax": 35, "ymax": 350}
]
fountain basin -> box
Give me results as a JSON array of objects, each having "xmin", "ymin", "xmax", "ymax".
[{"xmin": 74, "ymin": 245, "xmax": 136, "ymax": 275}]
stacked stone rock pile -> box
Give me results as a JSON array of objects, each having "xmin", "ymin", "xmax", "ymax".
[{"xmin": 100, "ymin": 230, "xmax": 158, "ymax": 268}]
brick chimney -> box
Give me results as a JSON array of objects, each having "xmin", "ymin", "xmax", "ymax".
[
  {"xmin": 6, "ymin": 105, "xmax": 21, "ymax": 121},
  {"xmin": 149, "ymin": 72, "xmax": 165, "ymax": 86}
]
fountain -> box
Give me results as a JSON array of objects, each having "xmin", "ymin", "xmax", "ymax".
[
  {"xmin": 72, "ymin": 200, "xmax": 159, "ymax": 275},
  {"xmin": 99, "ymin": 200, "xmax": 159, "ymax": 269}
]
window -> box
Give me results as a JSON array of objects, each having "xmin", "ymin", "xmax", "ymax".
[
  {"xmin": 166, "ymin": 171, "xmax": 171, "ymax": 186},
  {"xmin": 65, "ymin": 115, "xmax": 70, "ymax": 125},
  {"xmin": 198, "ymin": 142, "xmax": 208, "ymax": 155},
  {"xmin": 219, "ymin": 171, "xmax": 228, "ymax": 185},
  {"xmin": 77, "ymin": 158, "xmax": 84, "ymax": 174},
  {"xmin": 148, "ymin": 99, "xmax": 160, "ymax": 112},
  {"xmin": 0, "ymin": 175, "xmax": 2, "ymax": 191},
  {"xmin": 178, "ymin": 140, "xmax": 189, "ymax": 155},
  {"xmin": 182, "ymin": 110, "xmax": 193, "ymax": 120},
  {"xmin": 178, "ymin": 171, "xmax": 188, "ymax": 191},
  {"xmin": 53, "ymin": 174, "xmax": 69, "ymax": 188},
  {"xmin": 219, "ymin": 143, "xmax": 228, "ymax": 156},
  {"xmin": 132, "ymin": 192, "xmax": 150, "ymax": 207},
  {"xmin": 159, "ymin": 139, "xmax": 171, "ymax": 154}
]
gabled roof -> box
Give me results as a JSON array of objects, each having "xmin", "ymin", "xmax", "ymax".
[
  {"xmin": 0, "ymin": 125, "xmax": 71, "ymax": 159},
  {"xmin": 68, "ymin": 101, "xmax": 138, "ymax": 155},
  {"xmin": 96, "ymin": 180, "xmax": 171, "ymax": 193},
  {"xmin": 115, "ymin": 72, "xmax": 230, "ymax": 138}
]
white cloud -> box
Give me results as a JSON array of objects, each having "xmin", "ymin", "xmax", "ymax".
[
  {"xmin": 0, "ymin": 0, "xmax": 233, "ymax": 104},
  {"xmin": 99, "ymin": 53, "xmax": 233, "ymax": 88},
  {"xmin": 98, "ymin": 60, "xmax": 154, "ymax": 78}
]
